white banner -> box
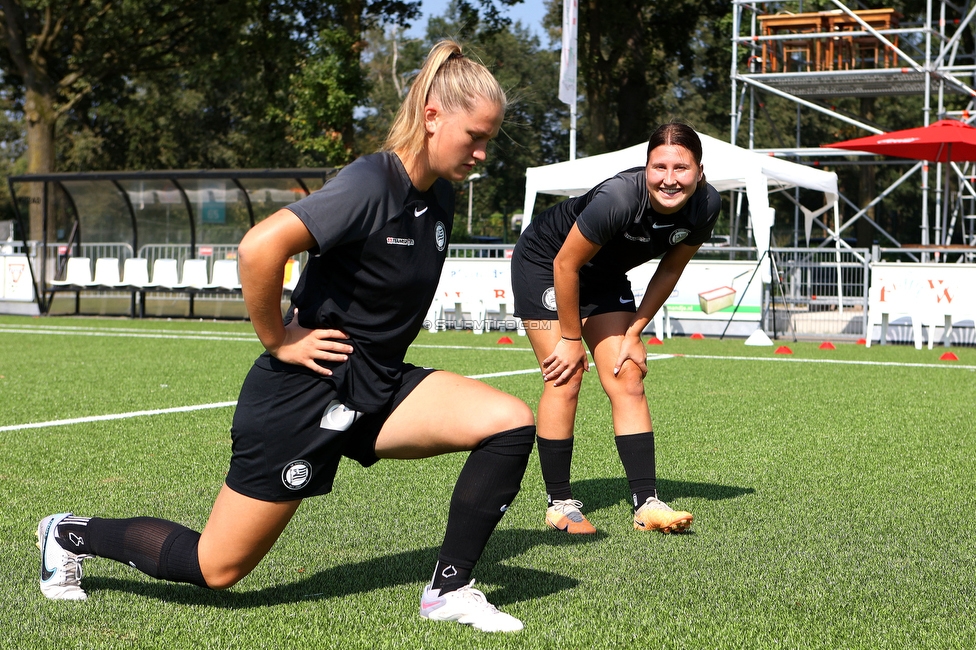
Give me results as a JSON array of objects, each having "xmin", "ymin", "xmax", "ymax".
[
  {"xmin": 558, "ymin": 0, "xmax": 578, "ymax": 106},
  {"xmin": 2, "ymin": 255, "xmax": 34, "ymax": 301},
  {"xmin": 627, "ymin": 259, "xmax": 763, "ymax": 321}
]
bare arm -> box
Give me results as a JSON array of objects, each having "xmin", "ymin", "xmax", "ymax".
[
  {"xmin": 237, "ymin": 208, "xmax": 352, "ymax": 375},
  {"xmin": 543, "ymin": 225, "xmax": 603, "ymax": 385}
]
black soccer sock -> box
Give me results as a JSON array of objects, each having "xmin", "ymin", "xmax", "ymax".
[
  {"xmin": 537, "ymin": 436, "xmax": 575, "ymax": 506},
  {"xmin": 53, "ymin": 515, "xmax": 94, "ymax": 554},
  {"xmin": 614, "ymin": 431, "xmax": 657, "ymax": 510},
  {"xmin": 68, "ymin": 517, "xmax": 209, "ymax": 588},
  {"xmin": 432, "ymin": 425, "xmax": 535, "ymax": 594}
]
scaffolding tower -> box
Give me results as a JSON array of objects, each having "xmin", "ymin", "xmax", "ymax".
[{"xmin": 730, "ymin": 0, "xmax": 976, "ymax": 250}]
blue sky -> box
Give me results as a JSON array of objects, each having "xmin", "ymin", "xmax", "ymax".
[{"xmin": 407, "ymin": 0, "xmax": 551, "ymax": 40}]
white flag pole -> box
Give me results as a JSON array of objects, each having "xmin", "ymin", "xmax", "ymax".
[{"xmin": 558, "ymin": 0, "xmax": 578, "ymax": 161}]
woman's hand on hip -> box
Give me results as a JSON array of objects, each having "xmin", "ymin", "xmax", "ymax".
[{"xmin": 269, "ymin": 308, "xmax": 353, "ymax": 375}]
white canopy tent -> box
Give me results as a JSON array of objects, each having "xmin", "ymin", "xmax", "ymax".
[{"xmin": 520, "ymin": 132, "xmax": 840, "ymax": 256}]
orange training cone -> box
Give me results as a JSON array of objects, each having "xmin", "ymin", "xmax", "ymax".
[
  {"xmin": 940, "ymin": 351, "xmax": 959, "ymax": 361},
  {"xmin": 647, "ymin": 336, "xmax": 663, "ymax": 346},
  {"xmin": 497, "ymin": 336, "xmax": 514, "ymax": 344},
  {"xmin": 775, "ymin": 346, "xmax": 793, "ymax": 354},
  {"xmin": 690, "ymin": 333, "xmax": 705, "ymax": 340},
  {"xmin": 856, "ymin": 338, "xmax": 867, "ymax": 345},
  {"xmin": 819, "ymin": 342, "xmax": 836, "ymax": 350}
]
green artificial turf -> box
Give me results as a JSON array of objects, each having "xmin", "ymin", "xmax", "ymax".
[{"xmin": 1, "ymin": 317, "xmax": 973, "ymax": 648}]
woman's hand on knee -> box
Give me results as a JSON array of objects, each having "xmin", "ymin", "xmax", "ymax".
[
  {"xmin": 613, "ymin": 334, "xmax": 648, "ymax": 379},
  {"xmin": 542, "ymin": 338, "xmax": 589, "ymax": 386}
]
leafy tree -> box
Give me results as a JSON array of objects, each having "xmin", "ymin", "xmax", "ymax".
[
  {"xmin": 365, "ymin": 1, "xmax": 566, "ymax": 241},
  {"xmin": 0, "ymin": 0, "xmax": 421, "ymax": 236},
  {"xmin": 555, "ymin": 0, "xmax": 730, "ymax": 155}
]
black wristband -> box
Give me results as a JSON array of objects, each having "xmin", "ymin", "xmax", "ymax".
[{"xmin": 561, "ymin": 336, "xmax": 582, "ymax": 341}]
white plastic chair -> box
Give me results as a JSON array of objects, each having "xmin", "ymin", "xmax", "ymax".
[
  {"xmin": 204, "ymin": 259, "xmax": 241, "ymax": 290},
  {"xmin": 430, "ymin": 283, "xmax": 486, "ymax": 333},
  {"xmin": 49, "ymin": 257, "xmax": 92, "ymax": 287},
  {"xmin": 425, "ymin": 284, "xmax": 451, "ymax": 333},
  {"xmin": 865, "ymin": 283, "xmax": 924, "ymax": 350},
  {"xmin": 479, "ymin": 278, "xmax": 525, "ymax": 335},
  {"xmin": 651, "ymin": 306, "xmax": 672, "ymax": 340},
  {"xmin": 90, "ymin": 257, "xmax": 122, "ymax": 288},
  {"xmin": 149, "ymin": 258, "xmax": 180, "ymax": 289},
  {"xmin": 938, "ymin": 290, "xmax": 976, "ymax": 349},
  {"xmin": 174, "ymin": 259, "xmax": 209, "ymax": 290},
  {"xmin": 120, "ymin": 258, "xmax": 151, "ymax": 288}
]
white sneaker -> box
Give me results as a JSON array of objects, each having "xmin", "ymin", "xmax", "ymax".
[
  {"xmin": 37, "ymin": 513, "xmax": 90, "ymax": 601},
  {"xmin": 420, "ymin": 580, "xmax": 523, "ymax": 632}
]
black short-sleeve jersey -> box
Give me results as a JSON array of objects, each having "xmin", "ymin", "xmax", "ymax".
[
  {"xmin": 283, "ymin": 151, "xmax": 454, "ymax": 412},
  {"xmin": 518, "ymin": 168, "xmax": 721, "ymax": 284}
]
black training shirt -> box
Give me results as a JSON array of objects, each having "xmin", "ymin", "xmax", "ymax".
[
  {"xmin": 283, "ymin": 151, "xmax": 454, "ymax": 412},
  {"xmin": 519, "ymin": 167, "xmax": 720, "ymax": 284}
]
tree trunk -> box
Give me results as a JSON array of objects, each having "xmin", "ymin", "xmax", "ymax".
[
  {"xmin": 24, "ymin": 86, "xmax": 57, "ymax": 241},
  {"xmin": 581, "ymin": 0, "xmax": 608, "ymax": 154}
]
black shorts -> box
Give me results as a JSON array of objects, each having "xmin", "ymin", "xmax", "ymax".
[
  {"xmin": 226, "ymin": 355, "xmax": 436, "ymax": 502},
  {"xmin": 510, "ymin": 245, "xmax": 636, "ymax": 321}
]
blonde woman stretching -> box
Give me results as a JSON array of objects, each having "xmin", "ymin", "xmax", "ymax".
[{"xmin": 37, "ymin": 41, "xmax": 534, "ymax": 633}]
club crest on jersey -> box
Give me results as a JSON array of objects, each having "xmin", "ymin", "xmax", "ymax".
[
  {"xmin": 282, "ymin": 460, "xmax": 312, "ymax": 490},
  {"xmin": 434, "ymin": 222, "xmax": 447, "ymax": 251},
  {"xmin": 670, "ymin": 228, "xmax": 690, "ymax": 245},
  {"xmin": 542, "ymin": 287, "xmax": 557, "ymax": 311},
  {"xmin": 386, "ymin": 237, "xmax": 415, "ymax": 246}
]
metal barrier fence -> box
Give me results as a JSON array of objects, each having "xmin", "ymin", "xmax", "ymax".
[
  {"xmin": 16, "ymin": 241, "xmax": 972, "ymax": 345},
  {"xmin": 768, "ymin": 247, "xmax": 871, "ymax": 338},
  {"xmin": 446, "ymin": 244, "xmax": 514, "ymax": 258},
  {"xmin": 875, "ymin": 246, "xmax": 976, "ymax": 264},
  {"xmin": 42, "ymin": 242, "xmax": 135, "ymax": 283}
]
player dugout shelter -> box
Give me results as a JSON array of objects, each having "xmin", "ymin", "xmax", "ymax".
[{"xmin": 4, "ymin": 168, "xmax": 335, "ymax": 317}]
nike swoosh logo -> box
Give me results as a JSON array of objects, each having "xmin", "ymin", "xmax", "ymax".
[
  {"xmin": 40, "ymin": 521, "xmax": 56, "ymax": 582},
  {"xmin": 421, "ymin": 599, "xmax": 441, "ymax": 611},
  {"xmin": 414, "ymin": 206, "xmax": 428, "ymax": 217},
  {"xmin": 619, "ymin": 298, "xmax": 634, "ymax": 304},
  {"xmin": 652, "ymin": 223, "xmax": 674, "ymax": 229}
]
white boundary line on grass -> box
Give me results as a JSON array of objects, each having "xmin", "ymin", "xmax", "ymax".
[
  {"xmin": 0, "ymin": 401, "xmax": 239, "ymax": 433},
  {"xmin": 0, "ymin": 324, "xmax": 256, "ymax": 342},
  {"xmin": 5, "ymin": 337, "xmax": 972, "ymax": 432},
  {"xmin": 0, "ymin": 368, "xmax": 542, "ymax": 433},
  {"xmin": 676, "ymin": 353, "xmax": 976, "ymax": 371}
]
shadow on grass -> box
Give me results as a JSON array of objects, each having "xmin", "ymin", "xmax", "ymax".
[
  {"xmin": 81, "ymin": 527, "xmax": 603, "ymax": 608},
  {"xmin": 573, "ymin": 477, "xmax": 756, "ymax": 512}
]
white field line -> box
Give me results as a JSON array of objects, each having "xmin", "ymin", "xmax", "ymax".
[
  {"xmin": 675, "ymin": 353, "xmax": 976, "ymax": 371},
  {"xmin": 0, "ymin": 367, "xmax": 542, "ymax": 433},
  {"xmin": 0, "ymin": 402, "xmax": 239, "ymax": 433},
  {"xmin": 0, "ymin": 324, "xmax": 256, "ymax": 342},
  {"xmin": 4, "ymin": 338, "xmax": 971, "ymax": 433}
]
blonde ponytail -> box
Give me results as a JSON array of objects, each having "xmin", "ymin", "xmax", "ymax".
[{"xmin": 384, "ymin": 40, "xmax": 506, "ymax": 156}]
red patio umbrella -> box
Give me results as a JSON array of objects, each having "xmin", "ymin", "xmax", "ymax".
[
  {"xmin": 823, "ymin": 119, "xmax": 976, "ymax": 245},
  {"xmin": 823, "ymin": 119, "xmax": 976, "ymax": 162}
]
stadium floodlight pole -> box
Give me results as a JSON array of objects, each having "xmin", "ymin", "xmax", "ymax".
[{"xmin": 559, "ymin": 0, "xmax": 579, "ymax": 161}]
